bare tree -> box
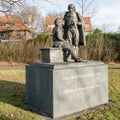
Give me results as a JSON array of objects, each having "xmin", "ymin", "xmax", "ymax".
[
  {"xmin": 0, "ymin": 0, "xmax": 24, "ymax": 13},
  {"xmin": 47, "ymin": 11, "xmax": 64, "ymax": 17},
  {"xmin": 76, "ymin": 0, "xmax": 96, "ymax": 17},
  {"xmin": 33, "ymin": 0, "xmax": 96, "ymax": 17},
  {"xmin": 17, "ymin": 5, "xmax": 44, "ymax": 32},
  {"xmin": 117, "ymin": 26, "xmax": 120, "ymax": 33}
]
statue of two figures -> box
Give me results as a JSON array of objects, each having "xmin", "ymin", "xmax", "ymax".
[{"xmin": 52, "ymin": 3, "xmax": 86, "ymax": 62}]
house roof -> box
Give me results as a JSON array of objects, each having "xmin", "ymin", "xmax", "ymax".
[
  {"xmin": 0, "ymin": 15, "xmax": 31, "ymax": 32},
  {"xmin": 46, "ymin": 16, "xmax": 57, "ymax": 25},
  {"xmin": 83, "ymin": 16, "xmax": 92, "ymax": 32},
  {"xmin": 83, "ymin": 17, "xmax": 91, "ymax": 24},
  {"xmin": 45, "ymin": 16, "xmax": 92, "ymax": 33},
  {"xmin": 0, "ymin": 26, "xmax": 5, "ymax": 32}
]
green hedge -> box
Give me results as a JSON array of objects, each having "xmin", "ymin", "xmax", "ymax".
[
  {"xmin": 0, "ymin": 34, "xmax": 53, "ymax": 63},
  {"xmin": 79, "ymin": 32, "xmax": 119, "ymax": 62},
  {"xmin": 0, "ymin": 33, "xmax": 119, "ymax": 63}
]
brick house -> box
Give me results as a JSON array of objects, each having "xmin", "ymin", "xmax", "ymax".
[
  {"xmin": 44, "ymin": 16, "xmax": 92, "ymax": 34},
  {"xmin": 0, "ymin": 15, "xmax": 32, "ymax": 40}
]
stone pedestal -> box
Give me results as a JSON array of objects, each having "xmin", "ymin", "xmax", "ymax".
[
  {"xmin": 26, "ymin": 60, "xmax": 108, "ymax": 118},
  {"xmin": 41, "ymin": 48, "xmax": 63, "ymax": 63},
  {"xmin": 41, "ymin": 47, "xmax": 74, "ymax": 63}
]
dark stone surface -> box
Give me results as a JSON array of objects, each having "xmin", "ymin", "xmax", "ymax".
[{"xmin": 26, "ymin": 60, "xmax": 108, "ymax": 118}]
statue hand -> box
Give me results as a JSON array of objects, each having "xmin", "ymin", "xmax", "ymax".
[{"xmin": 77, "ymin": 22, "xmax": 82, "ymax": 25}]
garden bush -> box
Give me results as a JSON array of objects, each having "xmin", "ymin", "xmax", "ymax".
[
  {"xmin": 0, "ymin": 32, "xmax": 119, "ymax": 63},
  {"xmin": 0, "ymin": 34, "xmax": 53, "ymax": 63},
  {"xmin": 79, "ymin": 30, "xmax": 119, "ymax": 62}
]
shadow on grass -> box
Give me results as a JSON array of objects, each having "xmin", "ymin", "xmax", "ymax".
[{"xmin": 0, "ymin": 80, "xmax": 28, "ymax": 110}]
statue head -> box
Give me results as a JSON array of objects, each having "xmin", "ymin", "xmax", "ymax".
[
  {"xmin": 54, "ymin": 18, "xmax": 63, "ymax": 27},
  {"xmin": 68, "ymin": 3, "xmax": 76, "ymax": 12}
]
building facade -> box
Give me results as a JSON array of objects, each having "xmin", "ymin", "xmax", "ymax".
[
  {"xmin": 44, "ymin": 16, "xmax": 92, "ymax": 34},
  {"xmin": 0, "ymin": 15, "xmax": 32, "ymax": 41}
]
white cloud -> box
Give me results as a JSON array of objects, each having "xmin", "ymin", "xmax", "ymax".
[
  {"xmin": 26, "ymin": 0, "xmax": 120, "ymax": 32},
  {"xmin": 93, "ymin": 1, "xmax": 120, "ymax": 32},
  {"xmin": 99, "ymin": 5, "xmax": 120, "ymax": 17}
]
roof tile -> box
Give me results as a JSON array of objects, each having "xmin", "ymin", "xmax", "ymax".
[{"xmin": 0, "ymin": 15, "xmax": 31, "ymax": 32}]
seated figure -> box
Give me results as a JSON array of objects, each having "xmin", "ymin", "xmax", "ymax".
[{"xmin": 52, "ymin": 18, "xmax": 81, "ymax": 62}]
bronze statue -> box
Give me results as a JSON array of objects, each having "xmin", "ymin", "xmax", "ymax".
[
  {"xmin": 64, "ymin": 3, "xmax": 86, "ymax": 47},
  {"xmin": 52, "ymin": 4, "xmax": 86, "ymax": 62},
  {"xmin": 52, "ymin": 18, "xmax": 81, "ymax": 62}
]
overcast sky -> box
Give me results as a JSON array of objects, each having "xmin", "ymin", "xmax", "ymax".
[{"xmin": 27, "ymin": 0, "xmax": 120, "ymax": 32}]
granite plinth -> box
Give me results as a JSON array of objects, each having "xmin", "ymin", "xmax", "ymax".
[
  {"xmin": 41, "ymin": 48, "xmax": 63, "ymax": 63},
  {"xmin": 26, "ymin": 60, "xmax": 108, "ymax": 118}
]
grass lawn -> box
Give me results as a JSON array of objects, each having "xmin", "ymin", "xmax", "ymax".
[{"xmin": 0, "ymin": 67, "xmax": 120, "ymax": 120}]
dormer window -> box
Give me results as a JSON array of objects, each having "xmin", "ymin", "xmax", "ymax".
[{"xmin": 2, "ymin": 23, "xmax": 13, "ymax": 27}]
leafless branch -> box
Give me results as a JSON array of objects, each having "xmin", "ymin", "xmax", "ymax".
[
  {"xmin": 0, "ymin": 0, "xmax": 25, "ymax": 14},
  {"xmin": 76, "ymin": 0, "xmax": 96, "ymax": 17},
  {"xmin": 84, "ymin": 0, "xmax": 94, "ymax": 13}
]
